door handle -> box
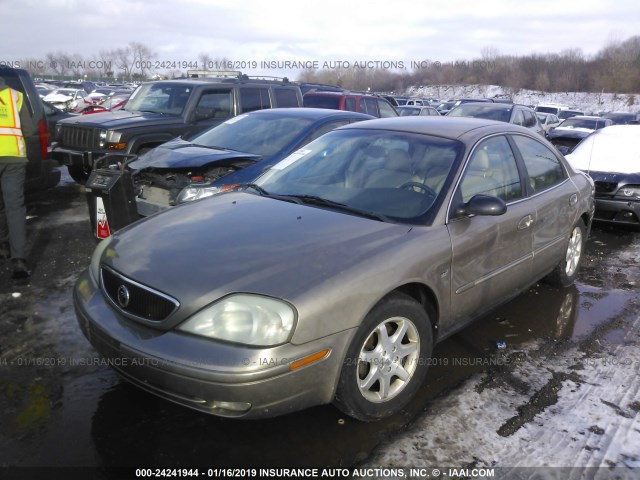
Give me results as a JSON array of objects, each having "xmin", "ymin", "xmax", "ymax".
[{"xmin": 518, "ymin": 214, "xmax": 534, "ymax": 230}]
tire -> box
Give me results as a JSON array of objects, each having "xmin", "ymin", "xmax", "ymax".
[
  {"xmin": 334, "ymin": 292, "xmax": 433, "ymax": 421},
  {"xmin": 545, "ymin": 218, "xmax": 586, "ymax": 287},
  {"xmin": 67, "ymin": 165, "xmax": 91, "ymax": 185}
]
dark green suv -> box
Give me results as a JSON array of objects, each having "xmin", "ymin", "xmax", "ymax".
[
  {"xmin": 52, "ymin": 73, "xmax": 303, "ymax": 184},
  {"xmin": 0, "ymin": 66, "xmax": 60, "ymax": 192}
]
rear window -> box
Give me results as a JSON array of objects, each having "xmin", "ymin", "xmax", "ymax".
[{"xmin": 303, "ymin": 95, "xmax": 341, "ymax": 109}]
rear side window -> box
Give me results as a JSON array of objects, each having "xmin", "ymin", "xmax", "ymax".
[
  {"xmin": 345, "ymin": 97, "xmax": 356, "ymax": 112},
  {"xmin": 303, "ymin": 95, "xmax": 340, "ymax": 109},
  {"xmin": 513, "ymin": 135, "xmax": 567, "ymax": 193},
  {"xmin": 240, "ymin": 87, "xmax": 271, "ymax": 113},
  {"xmin": 273, "ymin": 88, "xmax": 299, "ymax": 107}
]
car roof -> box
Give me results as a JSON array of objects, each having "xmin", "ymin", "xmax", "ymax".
[
  {"xmin": 236, "ymin": 107, "xmax": 373, "ymax": 121},
  {"xmin": 338, "ymin": 115, "xmax": 529, "ymax": 139}
]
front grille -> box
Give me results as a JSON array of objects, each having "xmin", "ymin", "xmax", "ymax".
[
  {"xmin": 101, "ymin": 266, "xmax": 179, "ymax": 321},
  {"xmin": 594, "ymin": 181, "xmax": 619, "ymax": 194},
  {"xmin": 60, "ymin": 125, "xmax": 101, "ymax": 149}
]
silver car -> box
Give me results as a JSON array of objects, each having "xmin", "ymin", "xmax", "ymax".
[{"xmin": 74, "ymin": 117, "xmax": 594, "ymax": 421}]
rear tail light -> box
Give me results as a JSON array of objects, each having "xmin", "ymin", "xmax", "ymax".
[{"xmin": 37, "ymin": 118, "xmax": 50, "ymax": 159}]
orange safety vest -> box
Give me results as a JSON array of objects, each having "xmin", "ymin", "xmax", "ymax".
[{"xmin": 0, "ymin": 87, "xmax": 26, "ymax": 157}]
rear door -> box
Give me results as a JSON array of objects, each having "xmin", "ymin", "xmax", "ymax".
[
  {"xmin": 447, "ymin": 134, "xmax": 534, "ymax": 328},
  {"xmin": 510, "ymin": 134, "xmax": 577, "ymax": 279}
]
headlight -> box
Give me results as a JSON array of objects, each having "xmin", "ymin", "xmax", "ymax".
[
  {"xmin": 616, "ymin": 185, "xmax": 640, "ymax": 200},
  {"xmin": 177, "ymin": 294, "xmax": 296, "ymax": 346},
  {"xmin": 89, "ymin": 235, "xmax": 113, "ymax": 284},
  {"xmin": 98, "ymin": 129, "xmax": 107, "ymax": 148},
  {"xmin": 176, "ymin": 184, "xmax": 223, "ymax": 204}
]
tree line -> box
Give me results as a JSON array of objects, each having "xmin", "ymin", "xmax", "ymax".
[{"xmin": 8, "ymin": 36, "xmax": 640, "ymax": 95}]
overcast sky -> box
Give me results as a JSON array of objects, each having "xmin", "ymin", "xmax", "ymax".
[{"xmin": 3, "ymin": 0, "xmax": 640, "ymax": 78}]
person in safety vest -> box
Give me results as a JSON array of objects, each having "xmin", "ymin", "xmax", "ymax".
[{"xmin": 0, "ymin": 76, "xmax": 34, "ymax": 279}]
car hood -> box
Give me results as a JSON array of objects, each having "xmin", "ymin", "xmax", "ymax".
[
  {"xmin": 103, "ymin": 192, "xmax": 413, "ymax": 325},
  {"xmin": 57, "ymin": 109, "xmax": 181, "ymax": 128},
  {"xmin": 567, "ymin": 145, "xmax": 640, "ymax": 175},
  {"xmin": 44, "ymin": 93, "xmax": 73, "ymax": 102},
  {"xmin": 129, "ymin": 139, "xmax": 261, "ymax": 170}
]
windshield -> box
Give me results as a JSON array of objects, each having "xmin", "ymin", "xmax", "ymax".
[
  {"xmin": 192, "ymin": 114, "xmax": 315, "ymax": 158},
  {"xmin": 125, "ymin": 83, "xmax": 193, "ymax": 115},
  {"xmin": 536, "ymin": 106, "xmax": 559, "ymax": 114},
  {"xmin": 303, "ymin": 95, "xmax": 341, "ymax": 109},
  {"xmin": 254, "ymin": 129, "xmax": 462, "ymax": 223}
]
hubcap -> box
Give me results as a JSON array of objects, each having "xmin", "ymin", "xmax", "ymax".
[
  {"xmin": 565, "ymin": 226, "xmax": 583, "ymax": 277},
  {"xmin": 357, "ymin": 317, "xmax": 420, "ymax": 403}
]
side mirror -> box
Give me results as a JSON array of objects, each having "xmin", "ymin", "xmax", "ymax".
[
  {"xmin": 456, "ymin": 194, "xmax": 506, "ymax": 217},
  {"xmin": 556, "ymin": 145, "xmax": 571, "ymax": 155}
]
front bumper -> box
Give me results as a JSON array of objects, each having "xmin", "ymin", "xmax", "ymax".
[
  {"xmin": 52, "ymin": 147, "xmax": 111, "ymax": 169},
  {"xmin": 593, "ymin": 198, "xmax": 640, "ymax": 227},
  {"xmin": 73, "ymin": 270, "xmax": 354, "ymax": 419}
]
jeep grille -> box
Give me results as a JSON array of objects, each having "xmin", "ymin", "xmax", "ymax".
[{"xmin": 60, "ymin": 125, "xmax": 102, "ymax": 150}]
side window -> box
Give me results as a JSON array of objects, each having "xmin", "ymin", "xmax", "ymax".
[
  {"xmin": 364, "ymin": 98, "xmax": 379, "ymax": 117},
  {"xmin": 273, "ymin": 88, "xmax": 299, "ymax": 107},
  {"xmin": 302, "ymin": 120, "xmax": 350, "ymax": 144},
  {"xmin": 512, "ymin": 110, "xmax": 525, "ymax": 126},
  {"xmin": 345, "ymin": 97, "xmax": 357, "ymax": 112},
  {"xmin": 523, "ymin": 110, "xmax": 537, "ymax": 127},
  {"xmin": 193, "ymin": 90, "xmax": 233, "ymax": 121},
  {"xmin": 459, "ymin": 136, "xmax": 523, "ymax": 203},
  {"xmin": 513, "ymin": 135, "xmax": 567, "ymax": 193},
  {"xmin": 378, "ymin": 100, "xmax": 398, "ymax": 117},
  {"xmin": 240, "ymin": 87, "xmax": 271, "ymax": 113}
]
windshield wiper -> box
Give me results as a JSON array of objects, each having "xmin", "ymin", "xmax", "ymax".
[
  {"xmin": 284, "ymin": 195, "xmax": 389, "ymax": 222},
  {"xmin": 243, "ymin": 183, "xmax": 270, "ymax": 196}
]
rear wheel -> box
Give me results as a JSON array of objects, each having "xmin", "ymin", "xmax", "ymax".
[
  {"xmin": 334, "ymin": 293, "xmax": 433, "ymax": 421},
  {"xmin": 546, "ymin": 218, "xmax": 586, "ymax": 287}
]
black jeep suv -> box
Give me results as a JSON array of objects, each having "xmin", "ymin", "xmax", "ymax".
[{"xmin": 52, "ymin": 73, "xmax": 303, "ymax": 183}]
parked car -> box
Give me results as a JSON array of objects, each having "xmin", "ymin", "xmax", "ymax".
[
  {"xmin": 536, "ymin": 112, "xmax": 561, "ymax": 133},
  {"xmin": 535, "ymin": 103, "xmax": 568, "ymax": 116},
  {"xmin": 130, "ymin": 108, "xmax": 374, "ymax": 216},
  {"xmin": 601, "ymin": 112, "xmax": 640, "ymax": 125},
  {"xmin": 52, "ymin": 74, "xmax": 303, "ymax": 184},
  {"xmin": 80, "ymin": 94, "xmax": 130, "ymax": 115},
  {"xmin": 396, "ymin": 105, "xmax": 440, "ymax": 117},
  {"xmin": 0, "ymin": 66, "xmax": 60, "ymax": 191},
  {"xmin": 302, "ymin": 91, "xmax": 398, "ymax": 118},
  {"xmin": 435, "ymin": 100, "xmax": 456, "ymax": 115},
  {"xmin": 74, "ymin": 116, "xmax": 594, "ymax": 421},
  {"xmin": 447, "ymin": 102, "xmax": 545, "ymax": 136},
  {"xmin": 565, "ymin": 125, "xmax": 640, "ymax": 229},
  {"xmin": 546, "ymin": 115, "xmax": 613, "ymax": 151},
  {"xmin": 42, "ymin": 88, "xmax": 92, "ymax": 112}
]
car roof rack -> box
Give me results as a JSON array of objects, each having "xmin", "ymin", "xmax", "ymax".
[
  {"xmin": 185, "ymin": 70, "xmax": 290, "ymax": 83},
  {"xmin": 186, "ymin": 70, "xmax": 246, "ymax": 78}
]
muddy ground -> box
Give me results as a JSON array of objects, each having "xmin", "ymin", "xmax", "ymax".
[{"xmin": 0, "ymin": 169, "xmax": 638, "ymax": 480}]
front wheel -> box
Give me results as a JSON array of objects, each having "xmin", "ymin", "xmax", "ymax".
[
  {"xmin": 546, "ymin": 218, "xmax": 586, "ymax": 287},
  {"xmin": 334, "ymin": 293, "xmax": 433, "ymax": 421}
]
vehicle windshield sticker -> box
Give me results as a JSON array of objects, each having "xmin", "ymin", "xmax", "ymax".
[
  {"xmin": 271, "ymin": 149, "xmax": 312, "ymax": 170},
  {"xmin": 224, "ymin": 114, "xmax": 248, "ymax": 125}
]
